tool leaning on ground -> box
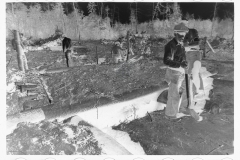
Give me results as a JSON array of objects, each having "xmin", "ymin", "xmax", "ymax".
[
  {"xmin": 184, "ymin": 45, "xmax": 199, "ymax": 108},
  {"xmin": 184, "ymin": 45, "xmax": 204, "ymax": 121},
  {"xmin": 185, "ymin": 68, "xmax": 190, "ymax": 108}
]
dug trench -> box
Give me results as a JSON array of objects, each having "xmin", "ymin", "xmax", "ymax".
[{"xmin": 6, "ymin": 39, "xmax": 234, "ymax": 155}]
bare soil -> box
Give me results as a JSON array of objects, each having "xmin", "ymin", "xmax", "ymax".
[{"xmin": 6, "ymin": 38, "xmax": 234, "ymax": 155}]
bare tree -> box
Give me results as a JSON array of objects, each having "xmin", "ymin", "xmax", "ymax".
[
  {"xmin": 130, "ymin": 8, "xmax": 136, "ymax": 31},
  {"xmin": 105, "ymin": 5, "xmax": 109, "ymax": 18},
  {"xmin": 72, "ymin": 2, "xmax": 81, "ymax": 41},
  {"xmin": 100, "ymin": 2, "xmax": 104, "ymax": 18},
  {"xmin": 87, "ymin": 2, "xmax": 96, "ymax": 15},
  {"xmin": 211, "ymin": 3, "xmax": 218, "ymax": 37},
  {"xmin": 11, "ymin": 3, "xmax": 14, "ymax": 14},
  {"xmin": 135, "ymin": 2, "xmax": 138, "ymax": 33}
]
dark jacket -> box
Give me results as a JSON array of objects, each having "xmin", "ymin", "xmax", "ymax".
[{"xmin": 163, "ymin": 38, "xmax": 187, "ymax": 68}]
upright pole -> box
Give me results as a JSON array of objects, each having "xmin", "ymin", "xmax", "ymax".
[
  {"xmin": 126, "ymin": 31, "xmax": 130, "ymax": 62},
  {"xmin": 202, "ymin": 37, "xmax": 207, "ymax": 58},
  {"xmin": 96, "ymin": 46, "xmax": 98, "ymax": 64},
  {"xmin": 211, "ymin": 3, "xmax": 218, "ymax": 37},
  {"xmin": 13, "ymin": 30, "xmax": 28, "ymax": 72}
]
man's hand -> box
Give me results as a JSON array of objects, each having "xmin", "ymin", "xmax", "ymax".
[
  {"xmin": 180, "ymin": 61, "xmax": 188, "ymax": 69},
  {"xmin": 185, "ymin": 46, "xmax": 191, "ymax": 52}
]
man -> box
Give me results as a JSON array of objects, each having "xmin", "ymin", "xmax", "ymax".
[
  {"xmin": 163, "ymin": 23, "xmax": 202, "ymax": 121},
  {"xmin": 62, "ymin": 35, "xmax": 72, "ymax": 53}
]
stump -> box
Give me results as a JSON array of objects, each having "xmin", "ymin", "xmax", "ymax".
[{"xmin": 13, "ymin": 30, "xmax": 28, "ymax": 72}]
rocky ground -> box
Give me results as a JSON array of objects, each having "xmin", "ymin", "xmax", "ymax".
[{"xmin": 6, "ymin": 35, "xmax": 234, "ymax": 155}]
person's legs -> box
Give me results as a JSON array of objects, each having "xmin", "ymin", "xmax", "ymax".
[
  {"xmin": 192, "ymin": 60, "xmax": 201, "ymax": 93},
  {"xmin": 165, "ymin": 69, "xmax": 184, "ymax": 117},
  {"xmin": 165, "ymin": 82, "xmax": 180, "ymax": 117}
]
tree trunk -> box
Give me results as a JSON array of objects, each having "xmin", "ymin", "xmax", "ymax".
[
  {"xmin": 231, "ymin": 21, "xmax": 234, "ymax": 40},
  {"xmin": 211, "ymin": 3, "xmax": 218, "ymax": 37},
  {"xmin": 135, "ymin": 3, "xmax": 138, "ymax": 33},
  {"xmin": 101, "ymin": 2, "xmax": 103, "ymax": 18},
  {"xmin": 13, "ymin": 30, "xmax": 28, "ymax": 72},
  {"xmin": 113, "ymin": 4, "xmax": 115, "ymax": 25},
  {"xmin": 73, "ymin": 2, "xmax": 80, "ymax": 41},
  {"xmin": 48, "ymin": 3, "xmax": 50, "ymax": 11},
  {"xmin": 59, "ymin": 3, "xmax": 66, "ymax": 34},
  {"xmin": 152, "ymin": 2, "xmax": 155, "ymax": 22},
  {"xmin": 117, "ymin": 7, "xmax": 120, "ymax": 22},
  {"xmin": 11, "ymin": 3, "xmax": 14, "ymax": 14}
]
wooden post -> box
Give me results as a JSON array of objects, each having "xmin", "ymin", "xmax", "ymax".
[
  {"xmin": 13, "ymin": 30, "xmax": 28, "ymax": 72},
  {"xmin": 96, "ymin": 46, "xmax": 98, "ymax": 64},
  {"xmin": 202, "ymin": 37, "xmax": 207, "ymax": 58},
  {"xmin": 211, "ymin": 3, "xmax": 218, "ymax": 37},
  {"xmin": 126, "ymin": 31, "xmax": 130, "ymax": 62}
]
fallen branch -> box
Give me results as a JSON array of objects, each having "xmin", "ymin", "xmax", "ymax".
[
  {"xmin": 43, "ymin": 67, "xmax": 70, "ymax": 74},
  {"xmin": 38, "ymin": 76, "xmax": 53, "ymax": 104},
  {"xmin": 206, "ymin": 144, "xmax": 223, "ymax": 155}
]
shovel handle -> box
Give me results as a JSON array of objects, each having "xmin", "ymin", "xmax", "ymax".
[{"xmin": 185, "ymin": 73, "xmax": 190, "ymax": 108}]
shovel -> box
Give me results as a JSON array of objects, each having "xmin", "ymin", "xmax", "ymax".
[{"xmin": 185, "ymin": 69, "xmax": 190, "ymax": 108}]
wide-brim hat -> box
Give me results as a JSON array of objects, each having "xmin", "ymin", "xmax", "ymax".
[{"xmin": 174, "ymin": 23, "xmax": 189, "ymax": 33}]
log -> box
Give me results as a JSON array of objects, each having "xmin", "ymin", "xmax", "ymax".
[
  {"xmin": 44, "ymin": 67, "xmax": 70, "ymax": 74},
  {"xmin": 38, "ymin": 76, "xmax": 53, "ymax": 104},
  {"xmin": 18, "ymin": 95, "xmax": 38, "ymax": 103},
  {"xmin": 17, "ymin": 84, "xmax": 38, "ymax": 92},
  {"xmin": 72, "ymin": 45, "xmax": 87, "ymax": 49},
  {"xmin": 27, "ymin": 91, "xmax": 39, "ymax": 96}
]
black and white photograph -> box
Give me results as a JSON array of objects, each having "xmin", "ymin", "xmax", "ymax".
[{"xmin": 4, "ymin": 0, "xmax": 236, "ymax": 159}]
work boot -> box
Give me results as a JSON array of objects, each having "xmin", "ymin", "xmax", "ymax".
[
  {"xmin": 188, "ymin": 109, "xmax": 203, "ymax": 121},
  {"xmin": 194, "ymin": 90, "xmax": 208, "ymax": 101}
]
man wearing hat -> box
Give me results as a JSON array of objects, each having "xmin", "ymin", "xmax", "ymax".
[{"xmin": 163, "ymin": 22, "xmax": 202, "ymax": 121}]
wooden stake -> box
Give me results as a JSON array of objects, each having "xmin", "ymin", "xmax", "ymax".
[
  {"xmin": 202, "ymin": 37, "xmax": 207, "ymax": 58},
  {"xmin": 211, "ymin": 3, "xmax": 218, "ymax": 37},
  {"xmin": 206, "ymin": 40, "xmax": 216, "ymax": 53},
  {"xmin": 96, "ymin": 46, "xmax": 98, "ymax": 64},
  {"xmin": 126, "ymin": 31, "xmax": 130, "ymax": 62}
]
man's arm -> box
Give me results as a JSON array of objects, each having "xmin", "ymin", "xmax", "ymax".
[{"xmin": 163, "ymin": 43, "xmax": 181, "ymax": 68}]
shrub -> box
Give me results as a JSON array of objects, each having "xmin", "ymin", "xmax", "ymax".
[{"xmin": 6, "ymin": 3, "xmax": 234, "ymax": 40}]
